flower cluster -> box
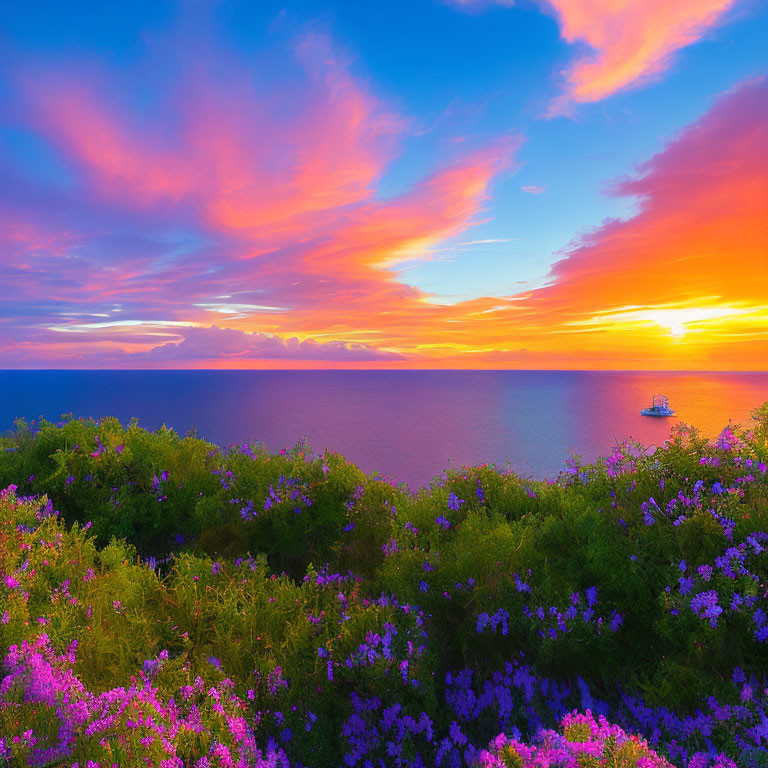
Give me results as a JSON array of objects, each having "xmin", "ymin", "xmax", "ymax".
[
  {"xmin": 522, "ymin": 588, "xmax": 624, "ymax": 639},
  {"xmin": 0, "ymin": 635, "xmax": 291, "ymax": 768},
  {"xmin": 477, "ymin": 710, "xmax": 675, "ymax": 768},
  {"xmin": 671, "ymin": 531, "xmax": 768, "ymax": 639},
  {"xmin": 262, "ymin": 475, "xmax": 313, "ymax": 515}
]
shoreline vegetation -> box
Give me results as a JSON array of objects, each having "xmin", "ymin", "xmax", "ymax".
[{"xmin": 1, "ymin": 407, "xmax": 767, "ymax": 767}]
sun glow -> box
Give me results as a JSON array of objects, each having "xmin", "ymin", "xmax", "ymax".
[{"xmin": 570, "ymin": 305, "xmax": 767, "ymax": 339}]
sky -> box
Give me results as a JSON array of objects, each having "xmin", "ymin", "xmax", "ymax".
[{"xmin": 0, "ymin": 0, "xmax": 766, "ymax": 370}]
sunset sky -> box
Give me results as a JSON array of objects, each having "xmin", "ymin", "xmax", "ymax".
[{"xmin": 1, "ymin": 0, "xmax": 766, "ymax": 370}]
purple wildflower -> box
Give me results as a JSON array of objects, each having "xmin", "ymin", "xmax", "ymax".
[{"xmin": 690, "ymin": 590, "xmax": 722, "ymax": 627}]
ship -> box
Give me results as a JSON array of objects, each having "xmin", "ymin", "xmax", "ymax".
[{"xmin": 641, "ymin": 394, "xmax": 675, "ymax": 417}]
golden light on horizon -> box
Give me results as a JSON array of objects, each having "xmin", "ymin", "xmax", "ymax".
[{"xmin": 568, "ymin": 305, "xmax": 768, "ymax": 341}]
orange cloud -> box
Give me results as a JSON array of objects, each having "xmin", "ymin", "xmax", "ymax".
[
  {"xmin": 472, "ymin": 77, "xmax": 768, "ymax": 369},
  {"xmin": 243, "ymin": 78, "xmax": 768, "ymax": 371},
  {"xmin": 542, "ymin": 78, "xmax": 768, "ymax": 310}
]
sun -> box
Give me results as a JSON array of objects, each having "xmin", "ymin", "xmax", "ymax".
[{"xmin": 570, "ymin": 305, "xmax": 763, "ymax": 340}]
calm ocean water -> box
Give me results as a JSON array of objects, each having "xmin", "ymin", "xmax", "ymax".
[{"xmin": 0, "ymin": 370, "xmax": 766, "ymax": 487}]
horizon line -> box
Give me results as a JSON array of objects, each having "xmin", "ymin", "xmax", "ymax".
[{"xmin": 1, "ymin": 368, "xmax": 767, "ymax": 374}]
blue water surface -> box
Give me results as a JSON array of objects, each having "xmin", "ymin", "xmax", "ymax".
[{"xmin": 0, "ymin": 370, "xmax": 766, "ymax": 487}]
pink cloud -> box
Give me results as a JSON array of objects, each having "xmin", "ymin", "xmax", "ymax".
[
  {"xmin": 18, "ymin": 32, "xmax": 403, "ymax": 238},
  {"xmin": 1, "ymin": 30, "xmax": 518, "ymax": 366},
  {"xmin": 544, "ymin": 0, "xmax": 739, "ymax": 110},
  {"xmin": 451, "ymin": 0, "xmax": 740, "ymax": 108}
]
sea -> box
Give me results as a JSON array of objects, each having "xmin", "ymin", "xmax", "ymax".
[{"xmin": 0, "ymin": 370, "xmax": 766, "ymax": 488}]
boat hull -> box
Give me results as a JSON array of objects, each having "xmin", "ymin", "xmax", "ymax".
[{"xmin": 640, "ymin": 408, "xmax": 675, "ymax": 417}]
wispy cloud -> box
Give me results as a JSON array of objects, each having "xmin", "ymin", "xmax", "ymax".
[
  {"xmin": 459, "ymin": 238, "xmax": 519, "ymax": 245},
  {"xmin": 450, "ymin": 0, "xmax": 740, "ymax": 110},
  {"xmin": 47, "ymin": 320, "xmax": 199, "ymax": 333},
  {"xmin": 544, "ymin": 0, "xmax": 739, "ymax": 112}
]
